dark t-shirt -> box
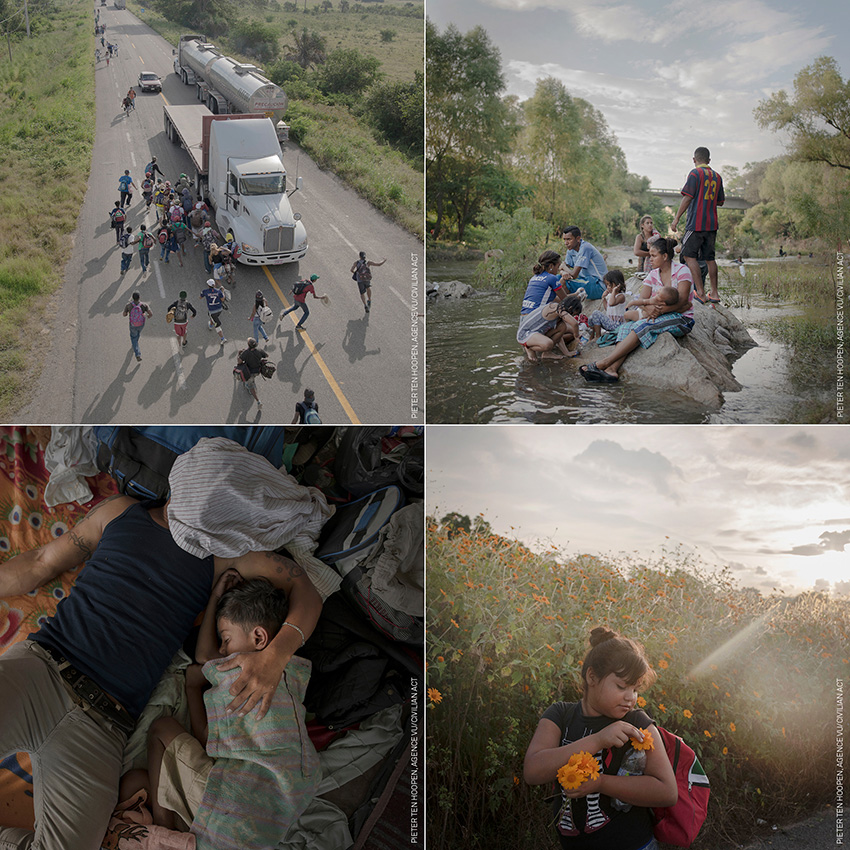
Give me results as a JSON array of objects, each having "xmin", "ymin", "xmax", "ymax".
[
  {"xmin": 34, "ymin": 501, "xmax": 213, "ymax": 718},
  {"xmin": 239, "ymin": 347, "xmax": 267, "ymax": 375},
  {"xmin": 541, "ymin": 701, "xmax": 655, "ymax": 850},
  {"xmin": 295, "ymin": 401, "xmax": 318, "ymax": 423}
]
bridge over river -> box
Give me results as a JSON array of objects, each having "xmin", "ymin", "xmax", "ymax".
[{"xmin": 648, "ymin": 188, "xmax": 753, "ymax": 210}]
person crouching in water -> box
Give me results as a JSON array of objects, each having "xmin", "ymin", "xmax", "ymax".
[{"xmin": 517, "ymin": 295, "xmax": 583, "ymax": 363}]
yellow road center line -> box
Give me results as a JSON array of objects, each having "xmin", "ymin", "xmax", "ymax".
[{"xmin": 262, "ymin": 266, "xmax": 361, "ymax": 424}]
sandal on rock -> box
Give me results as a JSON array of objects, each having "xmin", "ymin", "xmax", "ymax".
[{"xmin": 580, "ymin": 363, "xmax": 618, "ymax": 384}]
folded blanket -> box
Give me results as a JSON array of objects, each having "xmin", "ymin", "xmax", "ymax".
[{"xmin": 167, "ymin": 438, "xmax": 340, "ymax": 599}]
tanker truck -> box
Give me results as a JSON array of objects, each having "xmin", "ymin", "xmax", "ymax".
[
  {"xmin": 173, "ymin": 35, "xmax": 289, "ymax": 141},
  {"xmin": 163, "ymin": 105, "xmax": 307, "ymax": 265}
]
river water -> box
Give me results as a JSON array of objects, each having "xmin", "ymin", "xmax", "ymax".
[{"xmin": 426, "ymin": 259, "xmax": 815, "ymax": 424}]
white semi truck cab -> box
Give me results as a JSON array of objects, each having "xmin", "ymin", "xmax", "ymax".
[{"xmin": 163, "ymin": 106, "xmax": 307, "ymax": 265}]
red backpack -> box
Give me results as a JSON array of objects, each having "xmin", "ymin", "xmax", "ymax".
[{"xmin": 652, "ymin": 727, "xmax": 710, "ymax": 847}]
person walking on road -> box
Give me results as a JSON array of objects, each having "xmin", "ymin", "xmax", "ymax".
[
  {"xmin": 109, "ymin": 201, "xmax": 127, "ymax": 244},
  {"xmin": 137, "ymin": 224, "xmax": 153, "ymax": 274},
  {"xmin": 350, "ymin": 251, "xmax": 386, "ymax": 313},
  {"xmin": 145, "ymin": 156, "xmax": 165, "ymax": 183},
  {"xmin": 118, "ymin": 170, "xmax": 136, "ymax": 207},
  {"xmin": 167, "ymin": 290, "xmax": 197, "ymax": 348},
  {"xmin": 235, "ymin": 338, "xmax": 269, "ymax": 410},
  {"xmin": 250, "ymin": 290, "xmax": 271, "ymax": 342},
  {"xmin": 279, "ymin": 274, "xmax": 327, "ymax": 332},
  {"xmin": 119, "ymin": 226, "xmax": 135, "ymax": 276},
  {"xmin": 292, "ymin": 388, "xmax": 320, "ymax": 424},
  {"xmin": 123, "ymin": 292, "xmax": 152, "ymax": 362},
  {"xmin": 201, "ymin": 278, "xmax": 229, "ymax": 345}
]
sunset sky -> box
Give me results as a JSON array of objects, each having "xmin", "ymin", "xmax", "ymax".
[
  {"xmin": 427, "ymin": 0, "xmax": 850, "ymax": 188},
  {"xmin": 427, "ymin": 425, "xmax": 850, "ymax": 597}
]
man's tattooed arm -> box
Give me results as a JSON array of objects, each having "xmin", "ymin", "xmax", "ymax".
[
  {"xmin": 263, "ymin": 551, "xmax": 305, "ymax": 579},
  {"xmin": 67, "ymin": 531, "xmax": 93, "ymax": 563}
]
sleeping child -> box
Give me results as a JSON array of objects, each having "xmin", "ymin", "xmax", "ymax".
[{"xmin": 121, "ymin": 570, "xmax": 320, "ymax": 850}]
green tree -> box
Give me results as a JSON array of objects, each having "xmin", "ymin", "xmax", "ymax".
[
  {"xmin": 514, "ymin": 77, "xmax": 631, "ymax": 241},
  {"xmin": 283, "ymin": 27, "xmax": 326, "ymax": 68},
  {"xmin": 318, "ymin": 47, "xmax": 381, "ymax": 95},
  {"xmin": 755, "ymin": 56, "xmax": 850, "ymax": 171},
  {"xmin": 380, "ymin": 28, "xmax": 396, "ymax": 42},
  {"xmin": 153, "ymin": 0, "xmax": 235, "ymax": 36},
  {"xmin": 441, "ymin": 512, "xmax": 471, "ymax": 537},
  {"xmin": 365, "ymin": 72, "xmax": 423, "ymax": 154},
  {"xmin": 426, "ymin": 21, "xmax": 518, "ymax": 241},
  {"xmin": 230, "ymin": 20, "xmax": 280, "ymax": 64}
]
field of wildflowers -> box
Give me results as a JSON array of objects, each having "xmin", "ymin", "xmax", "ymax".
[{"xmin": 426, "ymin": 517, "xmax": 849, "ymax": 849}]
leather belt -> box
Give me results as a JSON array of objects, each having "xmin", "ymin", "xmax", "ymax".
[{"xmin": 36, "ymin": 642, "xmax": 136, "ymax": 737}]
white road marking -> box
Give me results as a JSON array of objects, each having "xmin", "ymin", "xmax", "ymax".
[
  {"xmin": 169, "ymin": 336, "xmax": 187, "ymax": 390},
  {"xmin": 327, "ymin": 222, "xmax": 421, "ymax": 321},
  {"xmin": 153, "ymin": 257, "xmax": 165, "ymax": 298}
]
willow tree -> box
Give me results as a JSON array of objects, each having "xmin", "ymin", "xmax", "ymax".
[{"xmin": 515, "ymin": 77, "xmax": 630, "ymax": 240}]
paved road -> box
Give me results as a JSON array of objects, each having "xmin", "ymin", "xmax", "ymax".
[{"xmin": 21, "ymin": 6, "xmax": 423, "ymax": 425}]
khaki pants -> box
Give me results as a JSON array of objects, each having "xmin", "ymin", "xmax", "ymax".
[{"xmin": 0, "ymin": 642, "xmax": 126, "ymax": 850}]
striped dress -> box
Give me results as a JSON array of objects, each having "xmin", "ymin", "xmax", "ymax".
[{"xmin": 192, "ymin": 655, "xmax": 321, "ymax": 850}]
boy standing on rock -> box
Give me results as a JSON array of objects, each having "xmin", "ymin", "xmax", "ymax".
[{"xmin": 672, "ymin": 147, "xmax": 725, "ymax": 307}]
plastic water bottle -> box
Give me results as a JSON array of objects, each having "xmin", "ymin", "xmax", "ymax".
[{"xmin": 610, "ymin": 746, "xmax": 646, "ymax": 812}]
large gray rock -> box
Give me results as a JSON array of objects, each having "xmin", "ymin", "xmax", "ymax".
[
  {"xmin": 576, "ymin": 277, "xmax": 757, "ymax": 407},
  {"xmin": 427, "ymin": 279, "xmax": 476, "ymax": 300}
]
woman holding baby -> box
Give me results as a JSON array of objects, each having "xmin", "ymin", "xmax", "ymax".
[{"xmin": 580, "ymin": 237, "xmax": 694, "ymax": 383}]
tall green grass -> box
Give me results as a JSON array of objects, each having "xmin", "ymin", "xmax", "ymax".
[
  {"xmin": 427, "ymin": 521, "xmax": 849, "ymax": 849},
  {"xmin": 0, "ymin": 0, "xmax": 95, "ymax": 416}
]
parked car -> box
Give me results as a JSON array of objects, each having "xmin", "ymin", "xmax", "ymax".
[{"xmin": 138, "ymin": 71, "xmax": 162, "ymax": 92}]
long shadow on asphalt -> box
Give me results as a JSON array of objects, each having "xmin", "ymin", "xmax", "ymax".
[
  {"xmin": 342, "ymin": 314, "xmax": 381, "ymax": 363},
  {"xmin": 167, "ymin": 336, "xmax": 225, "ymax": 416},
  {"xmin": 81, "ymin": 349, "xmax": 137, "ymax": 422}
]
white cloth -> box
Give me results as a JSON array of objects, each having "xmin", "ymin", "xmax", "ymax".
[
  {"xmin": 43, "ymin": 427, "xmax": 100, "ymax": 507},
  {"xmin": 167, "ymin": 438, "xmax": 340, "ymax": 599},
  {"xmin": 368, "ymin": 505, "xmax": 424, "ymax": 617}
]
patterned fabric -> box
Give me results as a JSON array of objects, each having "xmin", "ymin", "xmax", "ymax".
[
  {"xmin": 167, "ymin": 438, "xmax": 340, "ymax": 599},
  {"xmin": 0, "ymin": 426, "xmax": 117, "ymax": 831},
  {"xmin": 616, "ymin": 315, "xmax": 695, "ymax": 350},
  {"xmin": 192, "ymin": 655, "xmax": 321, "ymax": 850}
]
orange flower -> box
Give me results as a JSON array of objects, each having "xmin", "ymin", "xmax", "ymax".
[
  {"xmin": 574, "ymin": 751, "xmax": 600, "ymax": 780},
  {"xmin": 658, "ymin": 659, "xmax": 669, "ymax": 669},
  {"xmin": 437, "ymin": 656, "xmax": 445, "ymax": 663},
  {"xmin": 427, "ymin": 688, "xmax": 442, "ymax": 704},
  {"xmin": 729, "ymin": 722, "xmax": 736, "ymax": 732},
  {"xmin": 722, "ymin": 747, "xmax": 728, "ymax": 755},
  {"xmin": 451, "ymin": 619, "xmax": 459, "ymax": 628},
  {"xmin": 630, "ymin": 729, "xmax": 654, "ymax": 751},
  {"xmin": 658, "ymin": 704, "xmax": 667, "ymax": 712},
  {"xmin": 683, "ymin": 710, "xmax": 693, "ymax": 718},
  {"xmin": 637, "ymin": 696, "xmax": 646, "ymax": 708},
  {"xmin": 704, "ymin": 730, "xmax": 712, "ymax": 738},
  {"xmin": 557, "ymin": 763, "xmax": 585, "ymax": 790}
]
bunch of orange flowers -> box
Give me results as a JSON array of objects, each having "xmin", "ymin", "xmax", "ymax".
[{"xmin": 556, "ymin": 751, "xmax": 600, "ymax": 790}]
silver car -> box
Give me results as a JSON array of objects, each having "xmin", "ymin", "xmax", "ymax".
[{"xmin": 138, "ymin": 71, "xmax": 162, "ymax": 92}]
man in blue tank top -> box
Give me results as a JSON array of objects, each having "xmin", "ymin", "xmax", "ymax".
[{"xmin": 0, "ymin": 494, "xmax": 322, "ymax": 850}]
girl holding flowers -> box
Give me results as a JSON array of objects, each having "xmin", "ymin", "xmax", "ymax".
[{"xmin": 524, "ymin": 627, "xmax": 677, "ymax": 850}]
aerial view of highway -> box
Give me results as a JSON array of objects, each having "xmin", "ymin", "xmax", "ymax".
[{"xmin": 16, "ymin": 3, "xmax": 423, "ymax": 424}]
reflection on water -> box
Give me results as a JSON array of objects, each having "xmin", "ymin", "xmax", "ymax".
[{"xmin": 426, "ymin": 260, "xmax": 815, "ymax": 424}]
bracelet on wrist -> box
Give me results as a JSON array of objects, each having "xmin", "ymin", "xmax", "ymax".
[{"xmin": 282, "ymin": 621, "xmax": 306, "ymax": 647}]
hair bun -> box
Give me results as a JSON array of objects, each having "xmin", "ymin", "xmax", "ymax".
[{"xmin": 589, "ymin": 626, "xmax": 619, "ymax": 647}]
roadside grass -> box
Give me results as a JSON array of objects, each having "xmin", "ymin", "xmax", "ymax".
[
  {"xmin": 0, "ymin": 0, "xmax": 95, "ymax": 417},
  {"xmin": 427, "ymin": 522, "xmax": 849, "ymax": 850},
  {"xmin": 126, "ymin": 0, "xmax": 423, "ymax": 236},
  {"xmin": 286, "ymin": 99, "xmax": 422, "ymax": 232}
]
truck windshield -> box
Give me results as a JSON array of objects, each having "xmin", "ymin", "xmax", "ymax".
[{"xmin": 239, "ymin": 174, "xmax": 286, "ymax": 195}]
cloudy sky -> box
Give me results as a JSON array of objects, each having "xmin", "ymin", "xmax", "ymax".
[
  {"xmin": 427, "ymin": 425, "xmax": 850, "ymax": 597},
  {"xmin": 426, "ymin": 0, "xmax": 850, "ymax": 188}
]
